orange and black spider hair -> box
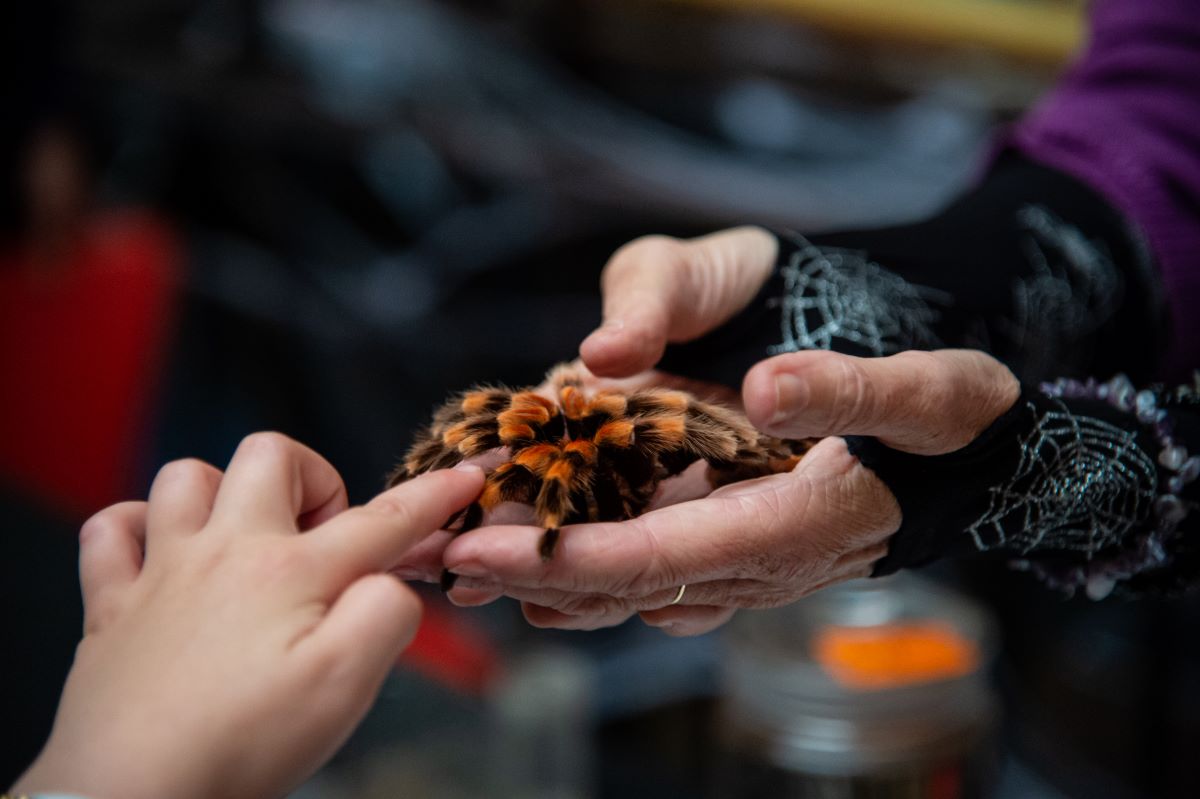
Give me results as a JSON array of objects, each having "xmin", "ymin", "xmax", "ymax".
[{"xmin": 390, "ymin": 365, "xmax": 812, "ymax": 572}]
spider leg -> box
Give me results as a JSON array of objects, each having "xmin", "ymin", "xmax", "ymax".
[
  {"xmin": 681, "ymin": 398, "xmax": 759, "ymax": 461},
  {"xmin": 581, "ymin": 482, "xmax": 601, "ymax": 522},
  {"xmin": 601, "ymin": 449, "xmax": 660, "ymax": 515},
  {"xmin": 479, "ymin": 461, "xmax": 542, "ymax": 510},
  {"xmin": 538, "ymin": 528, "xmax": 561, "ymax": 561},
  {"xmin": 441, "ymin": 505, "xmax": 470, "ymax": 531},
  {"xmin": 592, "ymin": 413, "xmax": 663, "ymax": 519},
  {"xmin": 395, "ymin": 388, "xmax": 512, "ymax": 482},
  {"xmin": 590, "ymin": 471, "xmax": 629, "ymax": 521},
  {"xmin": 625, "ymin": 389, "xmax": 808, "ymax": 490},
  {"xmin": 439, "ymin": 462, "xmax": 541, "ymax": 592},
  {"xmin": 456, "ymin": 502, "xmax": 486, "ymax": 533},
  {"xmin": 705, "ymin": 459, "xmax": 773, "ymax": 488},
  {"xmin": 545, "ymin": 362, "xmax": 584, "ymax": 387},
  {"xmin": 445, "ymin": 459, "xmax": 544, "ymax": 538},
  {"xmin": 429, "ymin": 388, "xmax": 510, "ymax": 446},
  {"xmin": 440, "ymin": 501, "xmax": 485, "ymax": 591},
  {"xmin": 437, "ymin": 392, "xmax": 562, "ymax": 481},
  {"xmin": 533, "ymin": 444, "xmax": 596, "ymax": 559},
  {"xmin": 705, "ymin": 436, "xmax": 818, "ymax": 488},
  {"xmin": 534, "ymin": 476, "xmax": 573, "ymax": 534},
  {"xmin": 389, "ymin": 430, "xmax": 441, "ymax": 484}
]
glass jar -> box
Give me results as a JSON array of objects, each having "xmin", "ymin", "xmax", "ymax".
[{"xmin": 714, "ymin": 574, "xmax": 998, "ymax": 799}]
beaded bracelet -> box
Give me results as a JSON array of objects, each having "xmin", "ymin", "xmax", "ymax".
[{"xmin": 1034, "ymin": 373, "xmax": 1199, "ymax": 597}]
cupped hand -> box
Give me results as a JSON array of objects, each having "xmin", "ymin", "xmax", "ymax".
[
  {"xmin": 13, "ymin": 433, "xmax": 484, "ymax": 799},
  {"xmin": 579, "ymin": 226, "xmax": 778, "ymax": 378},
  {"xmin": 390, "ymin": 359, "xmax": 740, "ymax": 598},
  {"xmin": 439, "ymin": 350, "xmax": 1018, "ymax": 636}
]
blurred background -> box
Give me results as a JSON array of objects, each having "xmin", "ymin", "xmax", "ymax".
[{"xmin": 3, "ymin": 0, "xmax": 1198, "ymax": 796}]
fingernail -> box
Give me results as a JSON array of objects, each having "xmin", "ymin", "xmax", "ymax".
[
  {"xmin": 391, "ymin": 567, "xmax": 428, "ymax": 582},
  {"xmin": 772, "ymin": 373, "xmax": 808, "ymax": 425},
  {"xmin": 445, "ymin": 561, "xmax": 490, "ymax": 579},
  {"xmin": 453, "ymin": 462, "xmax": 484, "ymax": 474},
  {"xmin": 585, "ymin": 319, "xmax": 625, "ymax": 343},
  {"xmin": 448, "ymin": 588, "xmax": 499, "ymax": 608}
]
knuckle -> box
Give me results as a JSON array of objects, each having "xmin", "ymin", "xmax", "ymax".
[
  {"xmin": 80, "ymin": 510, "xmax": 118, "ymax": 541},
  {"xmin": 831, "ymin": 357, "xmax": 875, "ymax": 429},
  {"xmin": 721, "ymin": 514, "xmax": 785, "ymax": 580},
  {"xmin": 237, "ymin": 431, "xmax": 294, "ymax": 460},
  {"xmin": 621, "ymin": 519, "xmax": 678, "ymax": 594},
  {"xmin": 894, "ymin": 350, "xmax": 996, "ymax": 450},
  {"xmin": 618, "ymin": 234, "xmax": 684, "ymax": 263},
  {"xmin": 891, "ymin": 349, "xmax": 936, "ymax": 371},
  {"xmin": 897, "ymin": 350, "xmax": 953, "ymax": 411},
  {"xmin": 364, "ymin": 495, "xmax": 417, "ymax": 530},
  {"xmin": 913, "ymin": 349, "xmax": 955, "ymax": 400},
  {"xmin": 559, "ymin": 593, "xmax": 619, "ymax": 617},
  {"xmin": 606, "ymin": 235, "xmax": 684, "ymax": 280},
  {"xmin": 80, "ymin": 501, "xmax": 143, "ymax": 542},
  {"xmin": 156, "ymin": 457, "xmax": 214, "ymax": 485}
]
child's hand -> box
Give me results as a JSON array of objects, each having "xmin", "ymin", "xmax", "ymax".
[{"xmin": 13, "ymin": 433, "xmax": 484, "ymax": 799}]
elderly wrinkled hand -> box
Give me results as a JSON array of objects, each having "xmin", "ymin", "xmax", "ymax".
[
  {"xmin": 578, "ymin": 226, "xmax": 778, "ymax": 379},
  {"xmin": 437, "ymin": 349, "xmax": 1018, "ymax": 636}
]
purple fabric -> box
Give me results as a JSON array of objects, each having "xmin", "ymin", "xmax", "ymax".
[{"xmin": 1007, "ymin": 0, "xmax": 1200, "ymax": 379}]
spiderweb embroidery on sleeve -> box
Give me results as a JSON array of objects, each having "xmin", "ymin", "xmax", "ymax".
[
  {"xmin": 768, "ymin": 235, "xmax": 948, "ymax": 357},
  {"xmin": 966, "ymin": 400, "xmax": 1157, "ymax": 557}
]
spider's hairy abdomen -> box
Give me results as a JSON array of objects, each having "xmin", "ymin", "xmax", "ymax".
[{"xmin": 392, "ymin": 364, "xmax": 816, "ymax": 560}]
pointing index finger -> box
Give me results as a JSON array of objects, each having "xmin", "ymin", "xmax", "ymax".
[{"xmin": 308, "ymin": 465, "xmax": 485, "ymax": 588}]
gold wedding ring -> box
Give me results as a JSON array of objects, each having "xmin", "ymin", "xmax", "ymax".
[{"xmin": 668, "ymin": 584, "xmax": 687, "ymax": 606}]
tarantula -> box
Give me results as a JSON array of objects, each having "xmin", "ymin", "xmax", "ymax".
[{"xmin": 390, "ymin": 365, "xmax": 813, "ymax": 575}]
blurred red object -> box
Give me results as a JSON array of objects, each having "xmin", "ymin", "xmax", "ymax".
[
  {"xmin": 400, "ymin": 597, "xmax": 500, "ymax": 696},
  {"xmin": 0, "ymin": 209, "xmax": 181, "ymax": 516}
]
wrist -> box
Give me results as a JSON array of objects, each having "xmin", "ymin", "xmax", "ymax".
[{"xmin": 12, "ymin": 729, "xmax": 212, "ymax": 799}]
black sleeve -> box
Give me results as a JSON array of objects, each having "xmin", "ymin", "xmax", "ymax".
[
  {"xmin": 653, "ymin": 154, "xmax": 1191, "ymax": 596},
  {"xmin": 658, "ymin": 154, "xmax": 1168, "ymax": 388},
  {"xmin": 846, "ymin": 376, "xmax": 1200, "ymax": 597}
]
